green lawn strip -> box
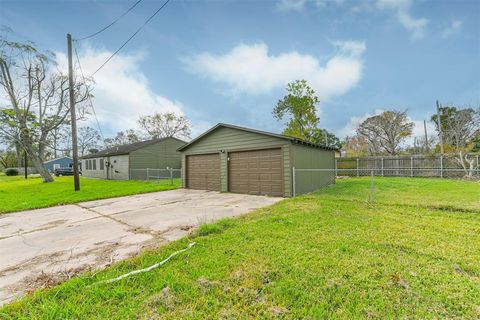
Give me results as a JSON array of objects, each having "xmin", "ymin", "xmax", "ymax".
[
  {"xmin": 2, "ymin": 179, "xmax": 479, "ymax": 319},
  {"xmin": 322, "ymin": 177, "xmax": 480, "ymax": 212},
  {"xmin": 0, "ymin": 176, "xmax": 180, "ymax": 214}
]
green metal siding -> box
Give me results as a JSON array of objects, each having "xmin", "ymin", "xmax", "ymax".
[
  {"xmin": 292, "ymin": 144, "xmax": 335, "ymax": 195},
  {"xmin": 180, "ymin": 126, "xmax": 292, "ymax": 197},
  {"xmin": 129, "ymin": 138, "xmax": 184, "ymax": 179}
]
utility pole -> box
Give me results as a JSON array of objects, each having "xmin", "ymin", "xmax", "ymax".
[
  {"xmin": 67, "ymin": 34, "xmax": 80, "ymax": 191},
  {"xmin": 423, "ymin": 120, "xmax": 429, "ymax": 153},
  {"xmin": 436, "ymin": 100, "xmax": 444, "ymax": 155}
]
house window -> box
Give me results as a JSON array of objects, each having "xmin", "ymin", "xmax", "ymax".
[
  {"xmin": 100, "ymin": 159, "xmax": 104, "ymax": 170},
  {"xmin": 87, "ymin": 160, "xmax": 91, "ymax": 170},
  {"xmin": 92, "ymin": 159, "xmax": 97, "ymax": 170},
  {"xmin": 53, "ymin": 164, "xmax": 60, "ymax": 170}
]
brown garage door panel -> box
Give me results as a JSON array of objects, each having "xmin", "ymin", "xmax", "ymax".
[
  {"xmin": 228, "ymin": 148, "xmax": 283, "ymax": 197},
  {"xmin": 187, "ymin": 154, "xmax": 220, "ymax": 191}
]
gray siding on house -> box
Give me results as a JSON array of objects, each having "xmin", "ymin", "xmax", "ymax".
[
  {"xmin": 82, "ymin": 138, "xmax": 184, "ymax": 180},
  {"xmin": 82, "ymin": 158, "xmax": 107, "ymax": 179},
  {"xmin": 181, "ymin": 126, "xmax": 292, "ymax": 197},
  {"xmin": 82, "ymin": 155, "xmax": 129, "ymax": 180},
  {"xmin": 107, "ymin": 155, "xmax": 129, "ymax": 180},
  {"xmin": 291, "ymin": 144, "xmax": 335, "ymax": 195}
]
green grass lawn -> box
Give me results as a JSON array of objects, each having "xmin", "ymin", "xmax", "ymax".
[
  {"xmin": 0, "ymin": 174, "xmax": 180, "ymax": 214},
  {"xmin": 1, "ymin": 177, "xmax": 479, "ymax": 319}
]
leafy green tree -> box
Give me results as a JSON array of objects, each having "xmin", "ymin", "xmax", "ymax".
[
  {"xmin": 471, "ymin": 133, "xmax": 480, "ymax": 153},
  {"xmin": 312, "ymin": 128, "xmax": 341, "ymax": 149},
  {"xmin": 273, "ymin": 80, "xmax": 320, "ymax": 142}
]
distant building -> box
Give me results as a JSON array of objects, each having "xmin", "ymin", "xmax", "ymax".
[
  {"xmin": 80, "ymin": 137, "xmax": 186, "ymax": 180},
  {"xmin": 44, "ymin": 156, "xmax": 73, "ymax": 172}
]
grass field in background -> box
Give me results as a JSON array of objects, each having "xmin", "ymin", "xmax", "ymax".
[
  {"xmin": 1, "ymin": 177, "xmax": 479, "ymax": 319},
  {"xmin": 0, "ymin": 175, "xmax": 181, "ymax": 214}
]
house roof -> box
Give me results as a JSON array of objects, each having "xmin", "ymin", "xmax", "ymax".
[
  {"xmin": 177, "ymin": 123, "xmax": 338, "ymax": 152},
  {"xmin": 81, "ymin": 136, "xmax": 187, "ymax": 159},
  {"xmin": 44, "ymin": 156, "xmax": 72, "ymax": 163}
]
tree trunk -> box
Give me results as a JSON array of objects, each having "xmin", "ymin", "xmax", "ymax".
[
  {"xmin": 15, "ymin": 142, "xmax": 22, "ymax": 169},
  {"xmin": 21, "ymin": 133, "xmax": 54, "ymax": 183},
  {"xmin": 29, "ymin": 149, "xmax": 53, "ymax": 182}
]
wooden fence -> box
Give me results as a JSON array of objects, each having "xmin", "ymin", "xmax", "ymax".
[{"xmin": 335, "ymin": 154, "xmax": 480, "ymax": 179}]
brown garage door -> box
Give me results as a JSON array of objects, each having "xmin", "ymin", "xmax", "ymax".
[
  {"xmin": 186, "ymin": 154, "xmax": 220, "ymax": 191},
  {"xmin": 228, "ymin": 148, "xmax": 283, "ymax": 197}
]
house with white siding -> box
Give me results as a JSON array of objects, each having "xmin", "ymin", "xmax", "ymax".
[{"xmin": 81, "ymin": 137, "xmax": 186, "ymax": 180}]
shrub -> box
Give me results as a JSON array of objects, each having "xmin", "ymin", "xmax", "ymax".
[{"xmin": 5, "ymin": 168, "xmax": 19, "ymax": 176}]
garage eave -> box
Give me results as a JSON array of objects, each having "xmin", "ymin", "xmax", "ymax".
[{"xmin": 177, "ymin": 123, "xmax": 338, "ymax": 152}]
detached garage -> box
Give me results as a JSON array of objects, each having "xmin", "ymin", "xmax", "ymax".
[{"xmin": 178, "ymin": 123, "xmax": 337, "ymax": 197}]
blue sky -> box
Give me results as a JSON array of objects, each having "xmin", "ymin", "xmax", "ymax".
[{"xmin": 1, "ymin": 0, "xmax": 479, "ymax": 141}]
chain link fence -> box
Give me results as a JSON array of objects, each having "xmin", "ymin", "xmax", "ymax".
[
  {"xmin": 335, "ymin": 155, "xmax": 480, "ymax": 179},
  {"xmin": 129, "ymin": 168, "xmax": 181, "ymax": 185}
]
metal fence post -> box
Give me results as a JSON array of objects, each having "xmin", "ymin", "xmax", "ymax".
[
  {"xmin": 292, "ymin": 167, "xmax": 296, "ymax": 197},
  {"xmin": 356, "ymin": 158, "xmax": 359, "ymax": 177},
  {"xmin": 147, "ymin": 168, "xmax": 150, "ymax": 181},
  {"xmin": 370, "ymin": 170, "xmax": 374, "ymax": 206},
  {"xmin": 410, "ymin": 157, "xmax": 413, "ymax": 177},
  {"xmin": 440, "ymin": 155, "xmax": 443, "ymax": 178},
  {"xmin": 169, "ymin": 167, "xmax": 173, "ymax": 185},
  {"xmin": 381, "ymin": 157, "xmax": 384, "ymax": 177},
  {"xmin": 477, "ymin": 155, "xmax": 479, "ymax": 178},
  {"xmin": 334, "ymin": 158, "xmax": 337, "ymax": 177}
]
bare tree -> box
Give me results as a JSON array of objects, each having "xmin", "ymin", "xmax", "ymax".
[
  {"xmin": 0, "ymin": 38, "xmax": 91, "ymax": 182},
  {"xmin": 138, "ymin": 112, "xmax": 190, "ymax": 140},
  {"xmin": 103, "ymin": 129, "xmax": 141, "ymax": 148},
  {"xmin": 431, "ymin": 106, "xmax": 480, "ymax": 150},
  {"xmin": 455, "ymin": 151, "xmax": 477, "ymax": 179},
  {"xmin": 357, "ymin": 110, "xmax": 414, "ymax": 155},
  {"xmin": 46, "ymin": 124, "xmax": 71, "ymax": 158},
  {"xmin": 77, "ymin": 126, "xmax": 100, "ymax": 156}
]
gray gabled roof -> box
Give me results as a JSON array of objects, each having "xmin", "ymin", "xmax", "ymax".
[
  {"xmin": 81, "ymin": 136, "xmax": 187, "ymax": 159},
  {"xmin": 177, "ymin": 123, "xmax": 338, "ymax": 152}
]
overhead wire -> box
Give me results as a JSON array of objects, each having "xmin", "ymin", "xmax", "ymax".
[
  {"xmin": 73, "ymin": 44, "xmax": 105, "ymax": 142},
  {"xmin": 90, "ymin": 0, "xmax": 171, "ymax": 77},
  {"xmin": 74, "ymin": 0, "xmax": 144, "ymax": 41}
]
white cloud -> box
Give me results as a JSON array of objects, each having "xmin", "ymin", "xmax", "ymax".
[
  {"xmin": 441, "ymin": 20, "xmax": 463, "ymax": 39},
  {"xmin": 56, "ymin": 47, "xmax": 184, "ymax": 137},
  {"xmin": 277, "ymin": 0, "xmax": 308, "ymax": 11},
  {"xmin": 375, "ymin": 0, "xmax": 428, "ymax": 39},
  {"xmin": 338, "ymin": 109, "xmax": 384, "ymax": 138},
  {"xmin": 276, "ymin": 0, "xmax": 343, "ymax": 11},
  {"xmin": 182, "ymin": 41, "xmax": 365, "ymax": 100}
]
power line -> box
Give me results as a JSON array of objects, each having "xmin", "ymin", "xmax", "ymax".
[
  {"xmin": 74, "ymin": 0, "xmax": 144, "ymax": 41},
  {"xmin": 73, "ymin": 44, "xmax": 105, "ymax": 142},
  {"xmin": 91, "ymin": 0, "xmax": 171, "ymax": 77}
]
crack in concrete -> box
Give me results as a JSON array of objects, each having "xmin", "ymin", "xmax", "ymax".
[{"xmin": 74, "ymin": 204, "xmax": 155, "ymax": 236}]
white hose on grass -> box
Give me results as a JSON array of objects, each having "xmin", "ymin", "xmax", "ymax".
[{"xmin": 90, "ymin": 242, "xmax": 196, "ymax": 286}]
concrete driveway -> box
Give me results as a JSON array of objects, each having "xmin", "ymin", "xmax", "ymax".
[{"xmin": 0, "ymin": 189, "xmax": 282, "ymax": 305}]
